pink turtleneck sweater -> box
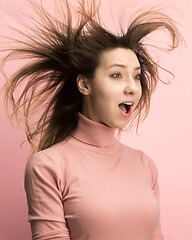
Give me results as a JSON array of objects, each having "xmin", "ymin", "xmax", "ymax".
[{"xmin": 24, "ymin": 112, "xmax": 164, "ymax": 240}]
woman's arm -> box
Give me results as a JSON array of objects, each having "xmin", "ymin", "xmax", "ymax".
[
  {"xmin": 24, "ymin": 152, "xmax": 71, "ymax": 240},
  {"xmin": 150, "ymin": 181, "xmax": 164, "ymax": 240},
  {"xmin": 142, "ymin": 152, "xmax": 164, "ymax": 240}
]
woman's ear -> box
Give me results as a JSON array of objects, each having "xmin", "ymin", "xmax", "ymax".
[{"xmin": 76, "ymin": 74, "xmax": 91, "ymax": 95}]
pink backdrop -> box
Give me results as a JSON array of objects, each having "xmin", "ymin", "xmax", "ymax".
[{"xmin": 0, "ymin": 0, "xmax": 191, "ymax": 239}]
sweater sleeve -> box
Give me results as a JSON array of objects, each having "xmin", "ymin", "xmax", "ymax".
[
  {"xmin": 142, "ymin": 152, "xmax": 164, "ymax": 240},
  {"xmin": 24, "ymin": 152, "xmax": 70, "ymax": 240},
  {"xmin": 150, "ymin": 182, "xmax": 164, "ymax": 240}
]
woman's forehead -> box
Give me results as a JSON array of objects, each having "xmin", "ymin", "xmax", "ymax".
[{"xmin": 99, "ymin": 48, "xmax": 140, "ymax": 69}]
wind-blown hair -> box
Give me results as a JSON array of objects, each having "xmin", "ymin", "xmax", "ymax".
[{"xmin": 1, "ymin": 0, "xmax": 183, "ymax": 152}]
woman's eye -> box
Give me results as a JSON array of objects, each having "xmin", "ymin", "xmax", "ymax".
[
  {"xmin": 111, "ymin": 73, "xmax": 122, "ymax": 78},
  {"xmin": 135, "ymin": 74, "xmax": 141, "ymax": 80}
]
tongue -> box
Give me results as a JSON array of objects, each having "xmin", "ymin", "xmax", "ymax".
[{"xmin": 119, "ymin": 103, "xmax": 127, "ymax": 114}]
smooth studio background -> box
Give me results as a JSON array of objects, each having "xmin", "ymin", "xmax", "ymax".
[{"xmin": 0, "ymin": 0, "xmax": 191, "ymax": 239}]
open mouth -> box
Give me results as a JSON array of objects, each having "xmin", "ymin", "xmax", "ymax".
[{"xmin": 118, "ymin": 102, "xmax": 133, "ymax": 114}]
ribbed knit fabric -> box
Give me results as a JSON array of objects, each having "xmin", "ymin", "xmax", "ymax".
[{"xmin": 24, "ymin": 112, "xmax": 164, "ymax": 240}]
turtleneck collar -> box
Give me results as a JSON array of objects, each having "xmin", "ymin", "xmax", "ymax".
[{"xmin": 72, "ymin": 112, "xmax": 119, "ymax": 148}]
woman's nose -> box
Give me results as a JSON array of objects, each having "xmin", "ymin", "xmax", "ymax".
[{"xmin": 124, "ymin": 78, "xmax": 139, "ymax": 95}]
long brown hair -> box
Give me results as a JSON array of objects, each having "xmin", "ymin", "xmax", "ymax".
[{"xmin": 1, "ymin": 0, "xmax": 183, "ymax": 152}]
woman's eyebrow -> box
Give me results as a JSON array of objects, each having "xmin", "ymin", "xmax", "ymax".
[{"xmin": 107, "ymin": 64, "xmax": 141, "ymax": 71}]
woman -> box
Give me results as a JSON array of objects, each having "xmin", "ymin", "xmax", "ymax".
[{"xmin": 1, "ymin": 0, "xmax": 183, "ymax": 239}]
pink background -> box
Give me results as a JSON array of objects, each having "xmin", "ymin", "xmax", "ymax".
[{"xmin": 0, "ymin": 0, "xmax": 191, "ymax": 239}]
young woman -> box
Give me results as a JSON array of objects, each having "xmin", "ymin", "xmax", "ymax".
[{"xmin": 1, "ymin": 0, "xmax": 183, "ymax": 239}]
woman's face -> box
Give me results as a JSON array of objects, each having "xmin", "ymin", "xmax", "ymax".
[{"xmin": 78, "ymin": 47, "xmax": 142, "ymax": 129}]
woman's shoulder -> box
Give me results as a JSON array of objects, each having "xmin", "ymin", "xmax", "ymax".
[
  {"xmin": 118, "ymin": 141, "xmax": 143, "ymax": 157},
  {"xmin": 118, "ymin": 141, "xmax": 158, "ymax": 172},
  {"xmin": 119, "ymin": 142, "xmax": 159, "ymax": 189},
  {"xmin": 24, "ymin": 140, "xmax": 74, "ymax": 189},
  {"xmin": 25, "ymin": 138, "xmax": 73, "ymax": 171}
]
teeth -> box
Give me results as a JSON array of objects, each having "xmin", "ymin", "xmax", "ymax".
[{"xmin": 123, "ymin": 102, "xmax": 133, "ymax": 106}]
